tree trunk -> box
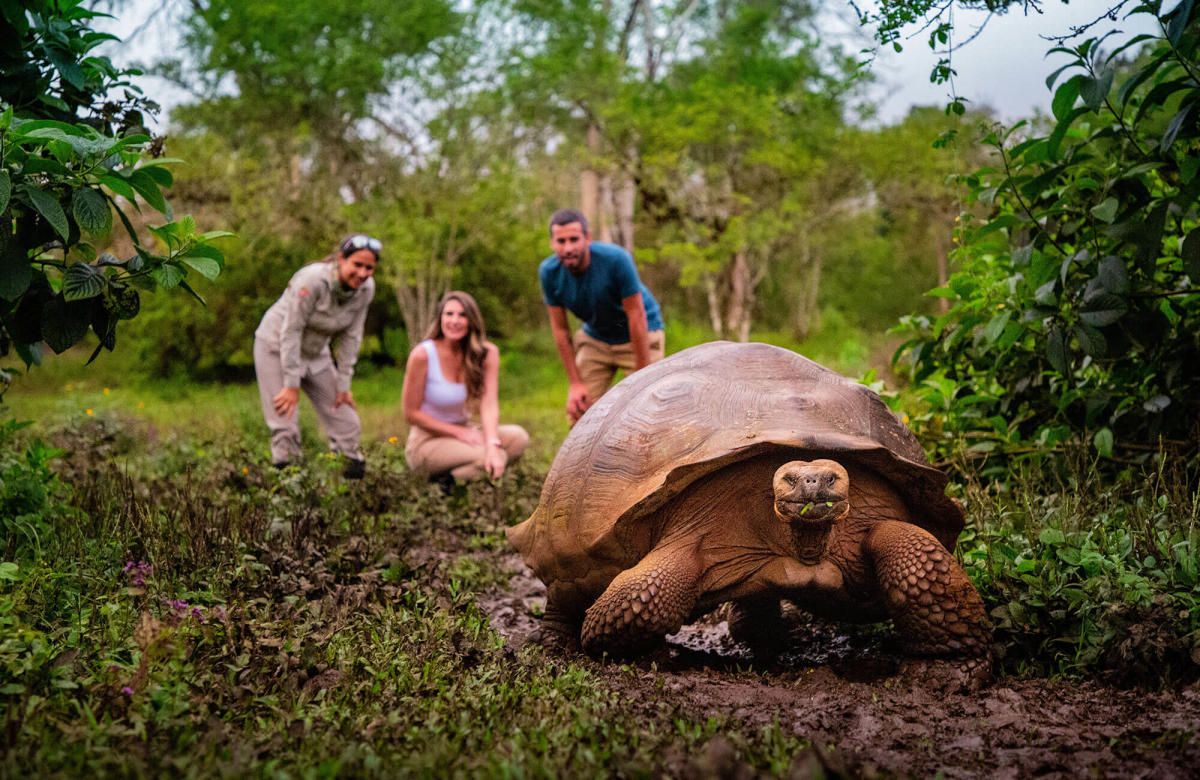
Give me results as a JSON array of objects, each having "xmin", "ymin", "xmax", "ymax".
[
  {"xmin": 598, "ymin": 172, "xmax": 614, "ymax": 243},
  {"xmin": 728, "ymin": 249, "xmax": 750, "ymax": 342},
  {"xmin": 612, "ymin": 169, "xmax": 635, "ymax": 252},
  {"xmin": 581, "ymin": 124, "xmax": 601, "ymax": 231},
  {"xmin": 804, "ymin": 250, "xmax": 822, "ymax": 336},
  {"xmin": 704, "ymin": 274, "xmax": 724, "ymax": 338}
]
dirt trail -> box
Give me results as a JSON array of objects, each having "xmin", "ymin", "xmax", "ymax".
[{"xmin": 482, "ymin": 555, "xmax": 1200, "ymax": 778}]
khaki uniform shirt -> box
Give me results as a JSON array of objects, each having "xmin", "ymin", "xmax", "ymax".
[{"xmin": 255, "ymin": 261, "xmax": 375, "ymax": 392}]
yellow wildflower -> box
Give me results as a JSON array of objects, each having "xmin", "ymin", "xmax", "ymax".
[
  {"xmin": 86, "ymin": 409, "xmax": 93, "ymax": 415},
  {"xmin": 103, "ymin": 387, "xmax": 110, "ymax": 395},
  {"xmin": 242, "ymin": 467, "xmax": 249, "ymax": 475},
  {"xmin": 388, "ymin": 436, "xmax": 399, "ymax": 444}
]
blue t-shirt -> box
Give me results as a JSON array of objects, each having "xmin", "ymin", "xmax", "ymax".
[{"xmin": 539, "ymin": 241, "xmax": 664, "ymax": 345}]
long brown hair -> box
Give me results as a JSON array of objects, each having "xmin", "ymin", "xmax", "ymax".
[{"xmin": 424, "ymin": 291, "xmax": 488, "ymax": 403}]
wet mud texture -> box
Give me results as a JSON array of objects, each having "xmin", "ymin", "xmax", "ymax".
[{"xmin": 482, "ymin": 554, "xmax": 1200, "ymax": 778}]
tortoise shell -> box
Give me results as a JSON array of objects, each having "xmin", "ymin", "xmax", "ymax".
[{"xmin": 507, "ymin": 341, "xmax": 962, "ymax": 581}]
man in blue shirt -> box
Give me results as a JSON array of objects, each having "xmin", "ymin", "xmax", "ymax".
[{"xmin": 539, "ymin": 208, "xmax": 665, "ymax": 423}]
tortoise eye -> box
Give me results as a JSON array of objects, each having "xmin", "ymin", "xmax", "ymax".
[{"xmin": 783, "ymin": 474, "xmax": 797, "ymax": 486}]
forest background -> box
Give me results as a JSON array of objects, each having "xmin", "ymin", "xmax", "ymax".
[{"xmin": 1, "ymin": 0, "xmax": 1198, "ymax": 774}]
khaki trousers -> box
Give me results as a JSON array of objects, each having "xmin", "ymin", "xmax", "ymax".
[
  {"xmin": 405, "ymin": 424, "xmax": 530, "ymax": 480},
  {"xmin": 574, "ymin": 328, "xmax": 665, "ymax": 404},
  {"xmin": 254, "ymin": 337, "xmax": 363, "ymax": 465}
]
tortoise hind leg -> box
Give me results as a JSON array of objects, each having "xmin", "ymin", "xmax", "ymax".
[
  {"xmin": 581, "ymin": 544, "xmax": 701, "ymax": 656},
  {"xmin": 866, "ymin": 521, "xmax": 992, "ymax": 687}
]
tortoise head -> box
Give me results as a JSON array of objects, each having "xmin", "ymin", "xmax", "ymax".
[{"xmin": 773, "ymin": 459, "xmax": 850, "ymax": 561}]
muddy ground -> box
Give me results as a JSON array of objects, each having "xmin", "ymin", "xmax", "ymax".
[{"xmin": 481, "ymin": 554, "xmax": 1200, "ymax": 779}]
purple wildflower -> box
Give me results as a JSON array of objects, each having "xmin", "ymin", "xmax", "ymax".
[
  {"xmin": 211, "ymin": 605, "xmax": 227, "ymax": 621},
  {"xmin": 122, "ymin": 686, "xmax": 134, "ymax": 695}
]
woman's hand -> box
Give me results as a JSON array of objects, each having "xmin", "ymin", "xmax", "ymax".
[
  {"xmin": 273, "ymin": 387, "xmax": 300, "ymax": 418},
  {"xmin": 485, "ymin": 442, "xmax": 507, "ymax": 479},
  {"xmin": 333, "ymin": 390, "xmax": 356, "ymax": 410},
  {"xmin": 454, "ymin": 427, "xmax": 485, "ymax": 447}
]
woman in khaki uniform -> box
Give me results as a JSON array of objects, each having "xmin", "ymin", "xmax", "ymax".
[
  {"xmin": 401, "ymin": 291, "xmax": 529, "ymax": 488},
  {"xmin": 254, "ymin": 234, "xmax": 379, "ymax": 477}
]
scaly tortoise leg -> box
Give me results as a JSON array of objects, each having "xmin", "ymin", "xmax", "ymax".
[
  {"xmin": 581, "ymin": 544, "xmax": 702, "ymax": 656},
  {"xmin": 866, "ymin": 521, "xmax": 993, "ymax": 684}
]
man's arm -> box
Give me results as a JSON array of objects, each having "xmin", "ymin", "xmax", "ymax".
[
  {"xmin": 547, "ymin": 304, "xmax": 591, "ymax": 421},
  {"xmin": 622, "ymin": 293, "xmax": 651, "ymax": 370}
]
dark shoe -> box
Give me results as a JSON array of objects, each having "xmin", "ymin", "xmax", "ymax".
[
  {"xmin": 343, "ymin": 458, "xmax": 365, "ymax": 480},
  {"xmin": 429, "ymin": 472, "xmax": 455, "ymax": 495}
]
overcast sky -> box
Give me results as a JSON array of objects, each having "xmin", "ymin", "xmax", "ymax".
[{"xmin": 98, "ymin": 0, "xmax": 1160, "ymax": 130}]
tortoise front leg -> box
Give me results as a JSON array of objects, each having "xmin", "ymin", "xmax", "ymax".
[
  {"xmin": 581, "ymin": 543, "xmax": 702, "ymax": 656},
  {"xmin": 866, "ymin": 521, "xmax": 992, "ymax": 681}
]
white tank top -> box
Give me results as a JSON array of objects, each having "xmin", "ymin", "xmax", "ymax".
[{"xmin": 419, "ymin": 340, "xmax": 468, "ymax": 424}]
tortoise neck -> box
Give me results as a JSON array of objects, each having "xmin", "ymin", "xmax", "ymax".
[{"xmin": 790, "ymin": 521, "xmax": 831, "ymax": 564}]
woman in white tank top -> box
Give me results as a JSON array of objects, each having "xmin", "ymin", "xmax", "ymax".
[{"xmin": 400, "ymin": 291, "xmax": 529, "ymax": 485}]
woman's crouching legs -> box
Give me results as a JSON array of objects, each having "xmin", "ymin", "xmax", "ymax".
[{"xmin": 406, "ymin": 424, "xmax": 529, "ymax": 481}]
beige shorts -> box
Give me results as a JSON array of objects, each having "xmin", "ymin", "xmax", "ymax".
[
  {"xmin": 574, "ymin": 328, "xmax": 665, "ymax": 404},
  {"xmin": 405, "ymin": 424, "xmax": 530, "ymax": 480}
]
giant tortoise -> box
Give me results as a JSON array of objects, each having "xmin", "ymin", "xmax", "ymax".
[{"xmin": 507, "ymin": 341, "xmax": 991, "ymax": 682}]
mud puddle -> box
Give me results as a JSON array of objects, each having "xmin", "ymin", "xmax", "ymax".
[{"xmin": 480, "ymin": 555, "xmax": 1200, "ymax": 778}]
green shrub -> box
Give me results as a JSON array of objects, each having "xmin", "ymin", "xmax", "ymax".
[
  {"xmin": 959, "ymin": 455, "xmax": 1200, "ymax": 684},
  {"xmin": 893, "ymin": 0, "xmax": 1200, "ymax": 463}
]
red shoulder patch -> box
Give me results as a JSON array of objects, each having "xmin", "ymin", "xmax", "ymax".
[{"xmin": 298, "ymin": 286, "xmax": 308, "ymax": 297}]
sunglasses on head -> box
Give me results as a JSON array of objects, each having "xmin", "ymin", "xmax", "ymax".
[{"xmin": 341, "ymin": 234, "xmax": 382, "ymax": 255}]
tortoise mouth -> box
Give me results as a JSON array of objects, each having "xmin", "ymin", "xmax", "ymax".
[{"xmin": 775, "ymin": 497, "xmax": 849, "ymax": 524}]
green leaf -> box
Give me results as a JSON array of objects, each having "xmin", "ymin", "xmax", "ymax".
[
  {"xmin": 178, "ymin": 279, "xmax": 207, "ymax": 306},
  {"xmin": 151, "ymin": 262, "xmax": 184, "ymax": 289},
  {"xmin": 1090, "ymin": 197, "xmax": 1118, "ymax": 223},
  {"xmin": 62, "ymin": 263, "xmax": 106, "ymax": 301},
  {"xmin": 1046, "ymin": 325, "xmax": 1068, "ymax": 373},
  {"xmin": 0, "ymin": 242, "xmax": 31, "ymax": 301},
  {"xmin": 1048, "ymin": 106, "xmax": 1089, "ymax": 160},
  {"xmin": 1166, "ymin": 0, "xmax": 1195, "ymax": 45},
  {"xmin": 1182, "ymin": 228, "xmax": 1200, "ymax": 281},
  {"xmin": 1161, "ymin": 103, "xmax": 1194, "ymax": 152},
  {"xmin": 1034, "ymin": 280, "xmax": 1058, "ymax": 306},
  {"xmin": 22, "ymin": 185, "xmax": 70, "ymax": 240},
  {"xmin": 0, "ymin": 561, "xmax": 18, "ymax": 581},
  {"xmin": 1116, "ymin": 49, "xmax": 1169, "ymax": 107},
  {"xmin": 1051, "ymin": 75, "xmax": 1080, "ymax": 120},
  {"xmin": 1079, "ymin": 67, "xmax": 1114, "ymax": 110},
  {"xmin": 41, "ymin": 295, "xmax": 92, "ymax": 353},
  {"xmin": 1097, "ymin": 256, "xmax": 1129, "ymax": 294},
  {"xmin": 72, "ymin": 188, "xmax": 111, "ymax": 237},
  {"xmin": 180, "ymin": 255, "xmax": 220, "ymax": 281},
  {"xmin": 127, "ymin": 169, "xmax": 168, "ymax": 214},
  {"xmin": 182, "ymin": 243, "xmax": 226, "ymax": 268},
  {"xmin": 138, "ymin": 165, "xmax": 174, "ymax": 188},
  {"xmin": 1039, "ymin": 527, "xmax": 1066, "ymax": 546},
  {"xmin": 984, "ymin": 311, "xmax": 1011, "ymax": 345},
  {"xmin": 0, "ymin": 170, "xmax": 10, "ymax": 214},
  {"xmin": 1093, "ymin": 427, "xmax": 1114, "ymax": 458},
  {"xmin": 99, "ymin": 172, "xmax": 138, "ymax": 204},
  {"xmin": 1074, "ymin": 322, "xmax": 1107, "ymax": 357}
]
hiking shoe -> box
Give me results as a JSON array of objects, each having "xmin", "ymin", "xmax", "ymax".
[
  {"xmin": 343, "ymin": 458, "xmax": 365, "ymax": 480},
  {"xmin": 429, "ymin": 472, "xmax": 455, "ymax": 495}
]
